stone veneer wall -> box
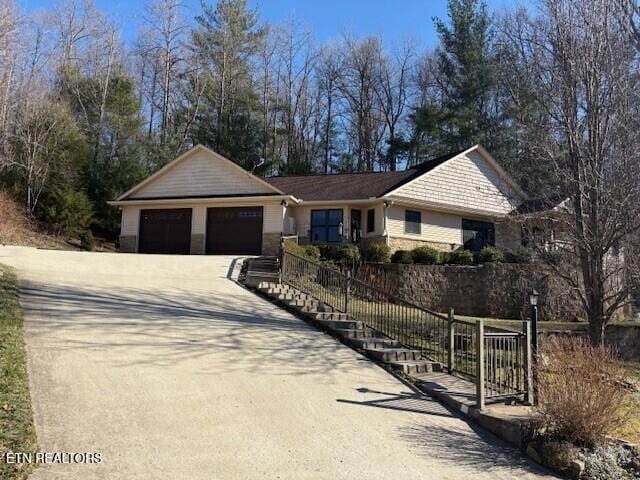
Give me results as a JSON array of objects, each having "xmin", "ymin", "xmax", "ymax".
[
  {"xmin": 119, "ymin": 235, "xmax": 137, "ymax": 253},
  {"xmin": 358, "ymin": 262, "xmax": 586, "ymax": 321},
  {"xmin": 387, "ymin": 236, "xmax": 455, "ymax": 252},
  {"xmin": 262, "ymin": 233, "xmax": 281, "ymax": 256},
  {"xmin": 190, "ymin": 234, "xmax": 204, "ymax": 254}
]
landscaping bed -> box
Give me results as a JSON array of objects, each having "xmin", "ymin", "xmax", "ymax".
[{"xmin": 0, "ymin": 265, "xmax": 37, "ymax": 479}]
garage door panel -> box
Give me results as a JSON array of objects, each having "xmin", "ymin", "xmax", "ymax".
[
  {"xmin": 206, "ymin": 207, "xmax": 263, "ymax": 255},
  {"xmin": 139, "ymin": 209, "xmax": 192, "ymax": 254}
]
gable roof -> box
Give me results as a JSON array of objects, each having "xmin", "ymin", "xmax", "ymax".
[
  {"xmin": 116, "ymin": 144, "xmax": 284, "ymax": 201},
  {"xmin": 264, "ymin": 150, "xmax": 463, "ymax": 201}
]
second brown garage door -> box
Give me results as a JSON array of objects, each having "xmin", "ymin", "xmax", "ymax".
[{"xmin": 206, "ymin": 206, "xmax": 263, "ymax": 255}]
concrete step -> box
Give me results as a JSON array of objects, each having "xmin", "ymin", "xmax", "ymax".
[
  {"xmin": 257, "ymin": 281, "xmax": 280, "ymax": 290},
  {"xmin": 365, "ymin": 348, "xmax": 423, "ymax": 363},
  {"xmin": 283, "ymin": 298, "xmax": 319, "ymax": 308},
  {"xmin": 332, "ymin": 327, "xmax": 378, "ymax": 340},
  {"xmin": 315, "ymin": 318, "xmax": 364, "ymax": 331},
  {"xmin": 387, "ymin": 360, "xmax": 443, "ymax": 376},
  {"xmin": 346, "ymin": 337, "xmax": 402, "ymax": 350},
  {"xmin": 312, "ymin": 312, "xmax": 352, "ymax": 321},
  {"xmin": 245, "ymin": 273, "xmax": 279, "ymax": 287}
]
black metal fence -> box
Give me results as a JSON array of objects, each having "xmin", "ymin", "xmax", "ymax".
[{"xmin": 281, "ymin": 251, "xmax": 533, "ymax": 407}]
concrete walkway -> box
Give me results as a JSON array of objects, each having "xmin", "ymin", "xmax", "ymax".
[{"xmin": 0, "ymin": 246, "xmax": 558, "ymax": 480}]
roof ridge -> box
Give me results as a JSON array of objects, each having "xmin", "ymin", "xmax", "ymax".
[{"xmin": 266, "ymin": 169, "xmax": 409, "ymax": 179}]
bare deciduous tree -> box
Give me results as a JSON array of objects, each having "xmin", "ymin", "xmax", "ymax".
[{"xmin": 506, "ymin": 0, "xmax": 640, "ymax": 344}]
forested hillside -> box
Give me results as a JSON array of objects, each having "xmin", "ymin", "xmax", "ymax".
[{"xmin": 0, "ymin": 0, "xmax": 638, "ymax": 243}]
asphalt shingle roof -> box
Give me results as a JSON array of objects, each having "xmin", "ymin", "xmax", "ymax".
[{"xmin": 265, "ymin": 150, "xmax": 462, "ymax": 201}]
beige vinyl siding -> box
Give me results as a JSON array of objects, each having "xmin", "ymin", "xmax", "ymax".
[
  {"xmin": 364, "ymin": 205, "xmax": 385, "ymax": 238},
  {"xmin": 263, "ymin": 204, "xmax": 285, "ymax": 234},
  {"xmin": 387, "ymin": 205, "xmax": 462, "ymax": 246},
  {"xmin": 393, "ymin": 150, "xmax": 520, "ymax": 215},
  {"xmin": 130, "ymin": 150, "xmax": 275, "ymax": 199}
]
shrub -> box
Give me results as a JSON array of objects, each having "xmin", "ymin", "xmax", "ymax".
[
  {"xmin": 540, "ymin": 248, "xmax": 567, "ymax": 266},
  {"xmin": 504, "ymin": 247, "xmax": 534, "ymax": 264},
  {"xmin": 411, "ymin": 246, "xmax": 440, "ymax": 265},
  {"xmin": 302, "ymin": 245, "xmax": 321, "ymax": 260},
  {"xmin": 37, "ymin": 187, "xmax": 93, "ymax": 237},
  {"xmin": 446, "ymin": 250, "xmax": 474, "ymax": 265},
  {"xmin": 363, "ymin": 243, "xmax": 391, "ymax": 263},
  {"xmin": 476, "ymin": 246, "xmax": 504, "ymax": 263},
  {"xmin": 283, "ymin": 239, "xmax": 320, "ymax": 260},
  {"xmin": 391, "ymin": 249, "xmax": 414, "ymax": 264},
  {"xmin": 80, "ymin": 230, "xmax": 95, "ymax": 251},
  {"xmin": 439, "ymin": 251, "xmax": 451, "ymax": 264},
  {"xmin": 335, "ymin": 244, "xmax": 361, "ymax": 264},
  {"xmin": 535, "ymin": 337, "xmax": 634, "ymax": 446}
]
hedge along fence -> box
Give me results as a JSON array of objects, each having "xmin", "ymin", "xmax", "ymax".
[{"xmin": 354, "ymin": 262, "xmax": 590, "ymax": 322}]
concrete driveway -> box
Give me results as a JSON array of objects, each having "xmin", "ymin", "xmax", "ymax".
[{"xmin": 0, "ymin": 246, "xmax": 557, "ymax": 480}]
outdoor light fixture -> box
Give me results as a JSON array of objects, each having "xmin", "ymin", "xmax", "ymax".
[{"xmin": 529, "ymin": 289, "xmax": 539, "ymax": 307}]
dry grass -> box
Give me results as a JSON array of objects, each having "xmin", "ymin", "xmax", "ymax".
[
  {"xmin": 0, "ymin": 265, "xmax": 37, "ymax": 479},
  {"xmin": 0, "ymin": 191, "xmax": 75, "ymax": 250},
  {"xmin": 536, "ymin": 336, "xmax": 637, "ymax": 446}
]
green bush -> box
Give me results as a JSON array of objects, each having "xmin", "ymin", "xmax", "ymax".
[
  {"xmin": 504, "ymin": 247, "xmax": 534, "ymax": 264},
  {"xmin": 283, "ymin": 240, "xmax": 320, "ymax": 260},
  {"xmin": 540, "ymin": 248, "xmax": 566, "ymax": 266},
  {"xmin": 439, "ymin": 251, "xmax": 451, "ymax": 264},
  {"xmin": 476, "ymin": 246, "xmax": 504, "ymax": 263},
  {"xmin": 411, "ymin": 246, "xmax": 440, "ymax": 265},
  {"xmin": 363, "ymin": 243, "xmax": 391, "ymax": 263},
  {"xmin": 37, "ymin": 187, "xmax": 93, "ymax": 237},
  {"xmin": 80, "ymin": 230, "xmax": 95, "ymax": 251},
  {"xmin": 391, "ymin": 250, "xmax": 414, "ymax": 264},
  {"xmin": 447, "ymin": 250, "xmax": 474, "ymax": 265},
  {"xmin": 335, "ymin": 244, "xmax": 361, "ymax": 264}
]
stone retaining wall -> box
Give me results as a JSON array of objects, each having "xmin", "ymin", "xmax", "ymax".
[{"xmin": 357, "ymin": 262, "xmax": 586, "ymax": 321}]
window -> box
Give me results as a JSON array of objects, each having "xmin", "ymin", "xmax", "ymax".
[
  {"xmin": 405, "ymin": 210, "xmax": 421, "ymax": 234},
  {"xmin": 462, "ymin": 219, "xmax": 495, "ymax": 252},
  {"xmin": 366, "ymin": 209, "xmax": 375, "ymax": 233},
  {"xmin": 310, "ymin": 209, "xmax": 343, "ymax": 243}
]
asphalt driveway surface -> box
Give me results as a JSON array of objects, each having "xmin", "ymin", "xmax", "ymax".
[{"xmin": 0, "ymin": 246, "xmax": 558, "ymax": 480}]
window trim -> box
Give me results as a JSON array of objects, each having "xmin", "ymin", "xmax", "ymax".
[
  {"xmin": 366, "ymin": 208, "xmax": 375, "ymax": 233},
  {"xmin": 310, "ymin": 208, "xmax": 343, "ymax": 244},
  {"xmin": 404, "ymin": 210, "xmax": 422, "ymax": 235}
]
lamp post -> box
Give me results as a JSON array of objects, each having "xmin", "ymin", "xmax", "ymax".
[
  {"xmin": 529, "ymin": 289, "xmax": 539, "ymax": 358},
  {"xmin": 529, "ymin": 289, "xmax": 539, "ymax": 404}
]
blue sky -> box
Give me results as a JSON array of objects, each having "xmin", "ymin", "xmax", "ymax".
[{"xmin": 19, "ymin": 0, "xmax": 522, "ymax": 47}]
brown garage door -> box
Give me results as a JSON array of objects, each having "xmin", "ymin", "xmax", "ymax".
[
  {"xmin": 206, "ymin": 207, "xmax": 263, "ymax": 255},
  {"xmin": 139, "ymin": 209, "xmax": 192, "ymax": 254}
]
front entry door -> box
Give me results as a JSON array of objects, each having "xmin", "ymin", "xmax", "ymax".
[{"xmin": 350, "ymin": 209, "xmax": 362, "ymax": 243}]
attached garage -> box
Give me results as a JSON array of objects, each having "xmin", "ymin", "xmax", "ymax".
[
  {"xmin": 110, "ymin": 145, "xmax": 290, "ymax": 256},
  {"xmin": 206, "ymin": 207, "xmax": 263, "ymax": 255},
  {"xmin": 139, "ymin": 209, "xmax": 192, "ymax": 254}
]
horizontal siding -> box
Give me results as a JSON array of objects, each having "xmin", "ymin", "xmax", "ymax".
[
  {"xmin": 130, "ymin": 150, "xmax": 275, "ymax": 198},
  {"xmin": 394, "ymin": 151, "xmax": 520, "ymax": 215},
  {"xmin": 387, "ymin": 205, "xmax": 462, "ymax": 245},
  {"xmin": 263, "ymin": 204, "xmax": 284, "ymax": 233}
]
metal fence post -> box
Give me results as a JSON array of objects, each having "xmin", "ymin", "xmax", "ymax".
[
  {"xmin": 344, "ymin": 270, "xmax": 351, "ymax": 314},
  {"xmin": 523, "ymin": 320, "xmax": 534, "ymax": 405},
  {"xmin": 448, "ymin": 308, "xmax": 455, "ymax": 374},
  {"xmin": 475, "ymin": 319, "xmax": 485, "ymax": 410},
  {"xmin": 278, "ymin": 237, "xmax": 284, "ymax": 284}
]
